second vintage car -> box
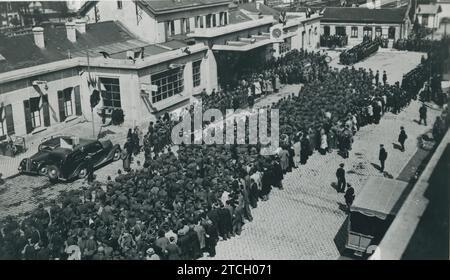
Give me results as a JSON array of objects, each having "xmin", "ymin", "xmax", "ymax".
[{"xmin": 18, "ymin": 135, "xmax": 121, "ymax": 182}]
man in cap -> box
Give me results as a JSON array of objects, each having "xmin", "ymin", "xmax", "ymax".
[
  {"xmin": 378, "ymin": 144, "xmax": 388, "ymax": 173},
  {"xmin": 344, "ymin": 183, "xmax": 355, "ymax": 212},
  {"xmin": 419, "ymin": 103, "xmax": 427, "ymax": 126},
  {"xmin": 145, "ymin": 247, "xmax": 160, "ymax": 260},
  {"xmin": 336, "ymin": 163, "xmax": 346, "ymax": 193},
  {"xmin": 398, "ymin": 126, "xmax": 408, "ymax": 152}
]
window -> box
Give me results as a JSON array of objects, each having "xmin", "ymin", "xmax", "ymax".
[
  {"xmin": 185, "ymin": 18, "xmax": 190, "ymax": 33},
  {"xmin": 167, "ymin": 20, "xmax": 175, "ymax": 37},
  {"xmin": 422, "ymin": 15, "xmax": 429, "ymax": 27},
  {"xmin": 193, "ymin": 60, "xmax": 201, "ymax": 87},
  {"xmin": 64, "ymin": 90, "xmax": 73, "ymax": 117},
  {"xmin": 181, "ymin": 18, "xmax": 190, "ymax": 34},
  {"xmin": 206, "ymin": 14, "xmax": 212, "ymax": 28},
  {"xmin": 151, "ymin": 68, "xmax": 184, "ymax": 103},
  {"xmin": 219, "ymin": 12, "xmax": 225, "ymax": 26},
  {"xmin": 224, "ymin": 12, "xmax": 228, "ymax": 25},
  {"xmin": 363, "ymin": 26, "xmax": 373, "ymax": 38},
  {"xmin": 336, "ymin": 26, "xmax": 346, "ymax": 36},
  {"xmin": 117, "ymin": 1, "xmax": 123, "ymax": 9},
  {"xmin": 351, "ymin": 26, "xmax": 358, "ymax": 38},
  {"xmin": 375, "ymin": 27, "xmax": 382, "ymax": 38},
  {"xmin": 323, "ymin": 25, "xmax": 330, "ymax": 36},
  {"xmin": 100, "ymin": 78, "xmax": 121, "ymax": 108},
  {"xmin": 212, "ymin": 14, "xmax": 217, "ymax": 27},
  {"xmin": 196, "ymin": 16, "xmax": 204, "ymax": 28},
  {"xmin": 30, "ymin": 97, "xmax": 41, "ymax": 128},
  {"xmin": 388, "ymin": 26, "xmax": 396, "ymax": 39}
]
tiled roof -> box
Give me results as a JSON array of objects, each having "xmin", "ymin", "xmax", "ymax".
[
  {"xmin": 0, "ymin": 21, "xmax": 166, "ymax": 73},
  {"xmin": 321, "ymin": 7, "xmax": 408, "ymax": 24}
]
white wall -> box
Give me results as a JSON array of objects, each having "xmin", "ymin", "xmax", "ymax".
[{"xmin": 84, "ymin": 1, "xmax": 165, "ymax": 44}]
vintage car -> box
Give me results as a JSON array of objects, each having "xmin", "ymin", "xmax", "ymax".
[
  {"xmin": 18, "ymin": 135, "xmax": 121, "ymax": 182},
  {"xmin": 345, "ymin": 177, "xmax": 409, "ymax": 258}
]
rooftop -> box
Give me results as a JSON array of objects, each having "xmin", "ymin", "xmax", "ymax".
[
  {"xmin": 321, "ymin": 7, "xmax": 409, "ymax": 24},
  {"xmin": 417, "ymin": 4, "xmax": 442, "ymax": 15},
  {"xmin": 0, "ymin": 21, "xmax": 169, "ymax": 73},
  {"xmin": 239, "ymin": 2, "xmax": 282, "ymax": 18},
  {"xmin": 79, "ymin": 0, "xmax": 232, "ymax": 16}
]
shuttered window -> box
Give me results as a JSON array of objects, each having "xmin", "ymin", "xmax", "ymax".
[
  {"xmin": 58, "ymin": 88, "xmax": 74, "ymax": 122},
  {"xmin": 5, "ymin": 104, "xmax": 15, "ymax": 135},
  {"xmin": 74, "ymin": 85, "xmax": 82, "ymax": 116},
  {"xmin": 30, "ymin": 97, "xmax": 42, "ymax": 129}
]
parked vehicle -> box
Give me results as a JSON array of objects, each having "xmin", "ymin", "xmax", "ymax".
[
  {"xmin": 18, "ymin": 135, "xmax": 121, "ymax": 182},
  {"xmin": 345, "ymin": 177, "xmax": 409, "ymax": 258}
]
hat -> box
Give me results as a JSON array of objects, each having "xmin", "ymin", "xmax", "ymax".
[
  {"xmin": 339, "ymin": 163, "xmax": 344, "ymax": 167},
  {"xmin": 146, "ymin": 248, "xmax": 155, "ymax": 255}
]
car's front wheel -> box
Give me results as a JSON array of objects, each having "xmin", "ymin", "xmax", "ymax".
[
  {"xmin": 47, "ymin": 165, "xmax": 60, "ymax": 182},
  {"xmin": 113, "ymin": 149, "xmax": 121, "ymax": 161},
  {"xmin": 78, "ymin": 167, "xmax": 88, "ymax": 179},
  {"xmin": 38, "ymin": 165, "xmax": 48, "ymax": 176}
]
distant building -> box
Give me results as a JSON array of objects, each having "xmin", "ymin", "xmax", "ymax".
[
  {"xmin": 320, "ymin": 7, "xmax": 411, "ymax": 46},
  {"xmin": 416, "ymin": 4, "xmax": 442, "ymax": 29}
]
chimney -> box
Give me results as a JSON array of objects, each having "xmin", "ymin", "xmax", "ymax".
[
  {"xmin": 66, "ymin": 21, "xmax": 76, "ymax": 43},
  {"xmin": 32, "ymin": 27, "xmax": 45, "ymax": 49},
  {"xmin": 75, "ymin": 19, "xmax": 86, "ymax": 34}
]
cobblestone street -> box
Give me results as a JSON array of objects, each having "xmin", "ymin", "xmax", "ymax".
[{"xmin": 206, "ymin": 99, "xmax": 441, "ymax": 260}]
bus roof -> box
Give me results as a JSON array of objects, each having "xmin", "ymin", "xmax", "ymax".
[{"xmin": 351, "ymin": 177, "xmax": 409, "ymax": 220}]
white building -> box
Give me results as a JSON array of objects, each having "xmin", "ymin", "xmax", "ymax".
[
  {"xmin": 0, "ymin": 0, "xmax": 321, "ymax": 141},
  {"xmin": 416, "ymin": 4, "xmax": 442, "ymax": 29},
  {"xmin": 320, "ymin": 7, "xmax": 411, "ymax": 47}
]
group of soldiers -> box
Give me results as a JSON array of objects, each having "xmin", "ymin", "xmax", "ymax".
[
  {"xmin": 320, "ymin": 34, "xmax": 348, "ymax": 48},
  {"xmin": 340, "ymin": 39, "xmax": 380, "ymax": 65}
]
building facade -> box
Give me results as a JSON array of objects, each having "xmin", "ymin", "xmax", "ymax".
[
  {"xmin": 0, "ymin": 0, "xmax": 321, "ymax": 140},
  {"xmin": 416, "ymin": 4, "xmax": 442, "ymax": 29},
  {"xmin": 320, "ymin": 7, "xmax": 411, "ymax": 46}
]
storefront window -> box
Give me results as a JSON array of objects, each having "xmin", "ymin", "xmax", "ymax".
[{"xmin": 151, "ymin": 68, "xmax": 184, "ymax": 103}]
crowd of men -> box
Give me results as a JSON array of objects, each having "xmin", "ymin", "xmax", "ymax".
[
  {"xmin": 340, "ymin": 39, "xmax": 380, "ymax": 65},
  {"xmin": 1, "ymin": 37, "xmax": 449, "ymax": 260},
  {"xmin": 320, "ymin": 35, "xmax": 348, "ymax": 48},
  {"xmin": 394, "ymin": 37, "xmax": 450, "ymax": 53}
]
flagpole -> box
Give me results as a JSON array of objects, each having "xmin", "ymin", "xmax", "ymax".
[{"xmin": 87, "ymin": 50, "xmax": 96, "ymax": 138}]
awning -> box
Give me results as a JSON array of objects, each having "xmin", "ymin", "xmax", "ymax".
[{"xmin": 351, "ymin": 177, "xmax": 409, "ymax": 220}]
